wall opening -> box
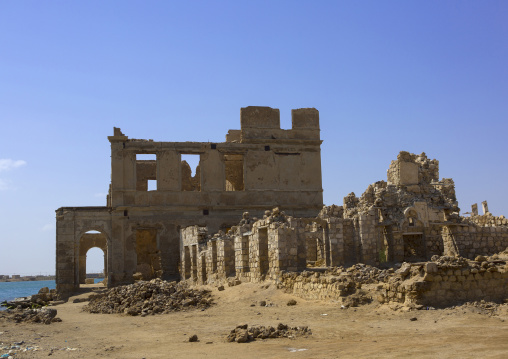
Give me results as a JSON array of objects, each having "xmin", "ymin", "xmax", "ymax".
[
  {"xmin": 184, "ymin": 246, "xmax": 191, "ymax": 279},
  {"xmin": 147, "ymin": 180, "xmax": 157, "ymax": 191},
  {"xmin": 224, "ymin": 154, "xmax": 244, "ymax": 191},
  {"xmin": 403, "ymin": 234, "xmax": 426, "ymax": 261},
  {"xmin": 135, "ymin": 229, "xmax": 161, "ymax": 280},
  {"xmin": 306, "ymin": 237, "xmax": 318, "ymax": 266},
  {"xmin": 79, "ymin": 230, "xmax": 108, "ymax": 286},
  {"xmin": 85, "ymin": 247, "xmax": 105, "ymax": 282},
  {"xmin": 258, "ymin": 228, "xmax": 269, "ymax": 275},
  {"xmin": 136, "ymin": 153, "xmax": 157, "ymax": 191},
  {"xmin": 137, "ymin": 154, "xmax": 156, "ymax": 161},
  {"xmin": 181, "ymin": 154, "xmax": 201, "ymax": 191}
]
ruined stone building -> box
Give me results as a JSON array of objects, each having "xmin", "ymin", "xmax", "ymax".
[
  {"xmin": 56, "ymin": 106, "xmax": 508, "ymax": 299},
  {"xmin": 55, "ymin": 107, "xmax": 323, "ymax": 296},
  {"xmin": 181, "ymin": 152, "xmax": 508, "ymax": 286}
]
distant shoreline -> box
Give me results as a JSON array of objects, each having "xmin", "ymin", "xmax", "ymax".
[
  {"xmin": 1, "ymin": 274, "xmax": 103, "ymax": 283},
  {"xmin": 0, "ymin": 277, "xmax": 55, "ymax": 283}
]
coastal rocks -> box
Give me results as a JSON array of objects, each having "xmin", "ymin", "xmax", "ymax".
[
  {"xmin": 226, "ymin": 323, "xmax": 312, "ymax": 343},
  {"xmin": 1, "ymin": 287, "xmax": 58, "ymax": 311},
  {"xmin": 82, "ymin": 278, "xmax": 212, "ymax": 315},
  {"xmin": 0, "ymin": 307, "xmax": 61, "ymax": 325}
]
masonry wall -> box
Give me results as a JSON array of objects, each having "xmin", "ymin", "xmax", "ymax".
[
  {"xmin": 385, "ymin": 262, "xmax": 508, "ymax": 307},
  {"xmin": 442, "ymin": 224, "xmax": 508, "ymax": 259}
]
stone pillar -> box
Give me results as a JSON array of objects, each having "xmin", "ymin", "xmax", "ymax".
[
  {"xmin": 79, "ymin": 254, "xmax": 86, "ymax": 284},
  {"xmin": 482, "ymin": 201, "xmax": 489, "ymax": 215},
  {"xmin": 198, "ymin": 252, "xmax": 207, "ymax": 284},
  {"xmin": 109, "ymin": 213, "xmax": 129, "ymax": 286},
  {"xmin": 268, "ymin": 225, "xmax": 298, "ymax": 273},
  {"xmin": 235, "ymin": 234, "xmax": 250, "ymax": 274},
  {"xmin": 471, "ymin": 203, "xmax": 478, "ymax": 216},
  {"xmin": 157, "ymin": 150, "xmax": 180, "ymax": 190},
  {"xmin": 191, "ymin": 245, "xmax": 198, "ymax": 281},
  {"xmin": 55, "ymin": 210, "xmax": 76, "ymax": 297},
  {"xmin": 200, "ymin": 150, "xmax": 225, "ymax": 191}
]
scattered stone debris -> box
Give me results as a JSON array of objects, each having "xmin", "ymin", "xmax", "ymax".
[
  {"xmin": 82, "ymin": 278, "xmax": 213, "ymax": 316},
  {"xmin": 226, "ymin": 323, "xmax": 311, "ymax": 343},
  {"xmin": 188, "ymin": 334, "xmax": 198, "ymax": 342},
  {"xmin": 0, "ymin": 307, "xmax": 61, "ymax": 325},
  {"xmin": 1, "ymin": 287, "xmax": 57, "ymax": 310},
  {"xmin": 444, "ymin": 300, "xmax": 508, "ymax": 317}
]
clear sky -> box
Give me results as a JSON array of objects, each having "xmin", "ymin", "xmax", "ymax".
[{"xmin": 1, "ymin": 1, "xmax": 507, "ymax": 275}]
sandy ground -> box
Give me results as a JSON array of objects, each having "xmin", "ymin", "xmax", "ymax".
[{"xmin": 1, "ymin": 282, "xmax": 508, "ymax": 359}]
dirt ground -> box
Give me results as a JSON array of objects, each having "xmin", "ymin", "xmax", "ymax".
[{"xmin": 1, "ymin": 282, "xmax": 508, "ymax": 359}]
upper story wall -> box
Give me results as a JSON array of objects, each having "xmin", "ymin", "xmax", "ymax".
[{"xmin": 107, "ymin": 107, "xmax": 323, "ymax": 213}]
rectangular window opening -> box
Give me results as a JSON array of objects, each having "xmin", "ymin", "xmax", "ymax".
[
  {"xmin": 147, "ymin": 179, "xmax": 157, "ymax": 191},
  {"xmin": 136, "ymin": 153, "xmax": 157, "ymax": 191},
  {"xmin": 224, "ymin": 154, "xmax": 244, "ymax": 191},
  {"xmin": 136, "ymin": 154, "xmax": 156, "ymax": 161},
  {"xmin": 181, "ymin": 154, "xmax": 201, "ymax": 191}
]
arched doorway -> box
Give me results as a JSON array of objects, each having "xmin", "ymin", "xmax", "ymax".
[{"xmin": 78, "ymin": 230, "xmax": 108, "ymax": 285}]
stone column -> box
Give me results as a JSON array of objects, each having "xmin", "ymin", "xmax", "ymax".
[{"xmin": 55, "ymin": 210, "xmax": 76, "ymax": 297}]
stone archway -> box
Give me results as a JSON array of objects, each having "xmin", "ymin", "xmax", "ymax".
[{"xmin": 79, "ymin": 231, "xmax": 108, "ymax": 284}]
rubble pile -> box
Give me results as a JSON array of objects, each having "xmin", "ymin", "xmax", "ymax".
[
  {"xmin": 83, "ymin": 278, "xmax": 213, "ymax": 316},
  {"xmin": 328, "ymin": 263, "xmax": 396, "ymax": 284},
  {"xmin": 226, "ymin": 323, "xmax": 311, "ymax": 343},
  {"xmin": 429, "ymin": 254, "xmax": 506, "ymax": 273},
  {"xmin": 0, "ymin": 307, "xmax": 61, "ymax": 325},
  {"xmin": 465, "ymin": 213, "xmax": 508, "ymax": 227}
]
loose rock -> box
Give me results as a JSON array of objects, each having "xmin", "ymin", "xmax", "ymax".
[{"xmin": 83, "ymin": 279, "xmax": 212, "ymax": 315}]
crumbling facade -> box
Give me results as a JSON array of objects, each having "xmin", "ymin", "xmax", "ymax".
[
  {"xmin": 181, "ymin": 151, "xmax": 508, "ymax": 287},
  {"xmin": 55, "ymin": 107, "xmax": 323, "ymax": 296}
]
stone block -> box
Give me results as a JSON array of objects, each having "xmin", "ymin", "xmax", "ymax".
[{"xmin": 423, "ymin": 262, "xmax": 437, "ymax": 273}]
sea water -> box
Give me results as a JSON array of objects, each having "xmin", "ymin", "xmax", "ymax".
[{"xmin": 0, "ymin": 279, "xmax": 103, "ymax": 307}]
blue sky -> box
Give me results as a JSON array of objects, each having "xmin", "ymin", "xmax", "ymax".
[{"xmin": 1, "ymin": 1, "xmax": 507, "ymax": 275}]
